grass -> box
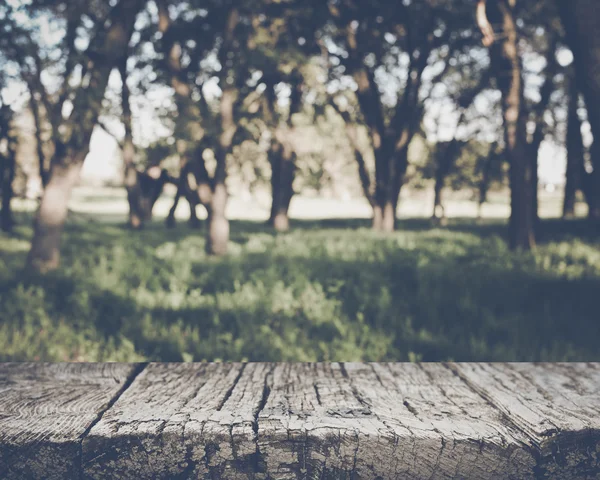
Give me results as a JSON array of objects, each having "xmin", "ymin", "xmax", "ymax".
[{"xmin": 1, "ymin": 207, "xmax": 599, "ymax": 362}]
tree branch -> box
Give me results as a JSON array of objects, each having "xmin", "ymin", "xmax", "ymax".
[{"xmin": 329, "ymin": 97, "xmax": 374, "ymax": 206}]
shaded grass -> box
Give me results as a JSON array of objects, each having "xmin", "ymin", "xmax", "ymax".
[{"xmin": 1, "ymin": 214, "xmax": 599, "ymax": 361}]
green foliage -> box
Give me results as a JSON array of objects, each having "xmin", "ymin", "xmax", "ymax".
[{"xmin": 1, "ymin": 217, "xmax": 599, "ymax": 362}]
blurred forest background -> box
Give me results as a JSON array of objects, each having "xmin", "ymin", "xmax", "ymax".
[{"xmin": 0, "ymin": 0, "xmax": 599, "ymax": 362}]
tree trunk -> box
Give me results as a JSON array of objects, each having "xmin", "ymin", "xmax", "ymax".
[
  {"xmin": 165, "ymin": 160, "xmax": 203, "ymax": 229},
  {"xmin": 0, "ymin": 149, "xmax": 16, "ymax": 232},
  {"xmin": 564, "ymin": 77, "xmax": 583, "ymax": 218},
  {"xmin": 135, "ymin": 168, "xmax": 170, "ymax": 221},
  {"xmin": 529, "ymin": 141, "xmax": 540, "ymax": 230},
  {"xmin": 266, "ymin": 73, "xmax": 301, "ymax": 232},
  {"xmin": 432, "ymin": 178, "xmax": 445, "ymax": 223},
  {"xmin": 118, "ymin": 56, "xmax": 144, "ymax": 229},
  {"xmin": 268, "ymin": 142, "xmax": 295, "ymax": 232},
  {"xmin": 530, "ymin": 34, "xmax": 558, "ymax": 229},
  {"xmin": 477, "ymin": 173, "xmax": 489, "ymax": 222},
  {"xmin": 329, "ymin": 100, "xmax": 376, "ymax": 209},
  {"xmin": 558, "ymin": 0, "xmax": 600, "ymax": 219},
  {"xmin": 509, "ymin": 142, "xmax": 536, "ymax": 250},
  {"xmin": 371, "ymin": 145, "xmax": 407, "ymax": 232},
  {"xmin": 26, "ymin": 156, "xmax": 85, "ymax": 271},
  {"xmin": 206, "ymin": 183, "xmax": 229, "ymax": 255},
  {"xmin": 25, "ymin": 0, "xmax": 145, "ymax": 272},
  {"xmin": 477, "ymin": 148, "xmax": 496, "ymax": 222},
  {"xmin": 203, "ymin": 7, "xmax": 238, "ymax": 255},
  {"xmin": 29, "ymin": 94, "xmax": 49, "ymax": 189},
  {"xmin": 0, "ymin": 105, "xmax": 16, "ymax": 232},
  {"xmin": 480, "ymin": 0, "xmax": 535, "ymax": 250},
  {"xmin": 431, "ymin": 142, "xmax": 457, "ymax": 224},
  {"xmin": 205, "ymin": 146, "xmax": 230, "ymax": 256},
  {"xmin": 205, "ymin": 81, "xmax": 237, "ymax": 255},
  {"xmin": 371, "ymin": 201, "xmax": 397, "ymax": 233}
]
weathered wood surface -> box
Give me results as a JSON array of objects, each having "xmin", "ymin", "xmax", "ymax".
[
  {"xmin": 452, "ymin": 363, "xmax": 600, "ymax": 479},
  {"xmin": 1, "ymin": 363, "xmax": 599, "ymax": 480},
  {"xmin": 0, "ymin": 363, "xmax": 139, "ymax": 480}
]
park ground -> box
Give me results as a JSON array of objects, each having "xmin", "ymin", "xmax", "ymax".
[{"xmin": 1, "ymin": 187, "xmax": 599, "ymax": 362}]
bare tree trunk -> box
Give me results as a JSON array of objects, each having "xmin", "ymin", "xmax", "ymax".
[
  {"xmin": 206, "ymin": 79, "xmax": 237, "ymax": 255},
  {"xmin": 0, "ymin": 105, "xmax": 16, "ymax": 232},
  {"xmin": 136, "ymin": 168, "xmax": 170, "ymax": 221},
  {"xmin": 328, "ymin": 99, "xmax": 375, "ymax": 209},
  {"xmin": 26, "ymin": 0, "xmax": 145, "ymax": 272},
  {"xmin": 530, "ymin": 144, "xmax": 539, "ymax": 228},
  {"xmin": 268, "ymin": 140, "xmax": 296, "ymax": 231},
  {"xmin": 477, "ymin": 146, "xmax": 497, "ymax": 222},
  {"xmin": 432, "ymin": 178, "xmax": 445, "ymax": 224},
  {"xmin": 0, "ymin": 150, "xmax": 16, "ymax": 232},
  {"xmin": 564, "ymin": 77, "xmax": 583, "ymax": 218},
  {"xmin": 28, "ymin": 94, "xmax": 49, "ymax": 189},
  {"xmin": 558, "ymin": 0, "xmax": 600, "ymax": 219},
  {"xmin": 118, "ymin": 56, "xmax": 144, "ymax": 229},
  {"xmin": 268, "ymin": 147, "xmax": 285, "ymax": 230},
  {"xmin": 381, "ymin": 201, "xmax": 397, "ymax": 233},
  {"xmin": 27, "ymin": 155, "xmax": 85, "ymax": 271},
  {"xmin": 371, "ymin": 165, "xmax": 402, "ymax": 232},
  {"xmin": 371, "ymin": 148, "xmax": 405, "ymax": 233},
  {"xmin": 372, "ymin": 164, "xmax": 386, "ymax": 232},
  {"xmin": 477, "ymin": 165, "xmax": 491, "ymax": 221},
  {"xmin": 206, "ymin": 183, "xmax": 229, "ymax": 255},
  {"xmin": 165, "ymin": 181, "xmax": 182, "ymax": 228},
  {"xmin": 165, "ymin": 163, "xmax": 202, "ymax": 229},
  {"xmin": 266, "ymin": 73, "xmax": 302, "ymax": 232},
  {"xmin": 503, "ymin": 14, "xmax": 535, "ymax": 249},
  {"xmin": 431, "ymin": 142, "xmax": 457, "ymax": 224},
  {"xmin": 478, "ymin": 0, "xmax": 535, "ymax": 250},
  {"xmin": 372, "ymin": 202, "xmax": 399, "ymax": 233},
  {"xmin": 530, "ymin": 34, "xmax": 558, "ymax": 229},
  {"xmin": 372, "ymin": 185, "xmax": 397, "ymax": 233}
]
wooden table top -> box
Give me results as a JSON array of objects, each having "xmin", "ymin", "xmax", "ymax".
[{"xmin": 1, "ymin": 362, "xmax": 599, "ymax": 479}]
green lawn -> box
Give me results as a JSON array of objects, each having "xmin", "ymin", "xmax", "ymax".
[{"xmin": 1, "ymin": 212, "xmax": 599, "ymax": 362}]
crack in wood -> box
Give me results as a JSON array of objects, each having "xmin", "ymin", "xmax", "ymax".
[
  {"xmin": 444, "ymin": 363, "xmax": 539, "ymax": 447},
  {"xmin": 216, "ymin": 363, "xmax": 246, "ymax": 412},
  {"xmin": 313, "ymin": 383, "xmax": 322, "ymax": 406},
  {"xmin": 77, "ymin": 362, "xmax": 147, "ymax": 480}
]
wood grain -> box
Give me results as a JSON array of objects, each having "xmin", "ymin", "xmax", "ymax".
[
  {"xmin": 0, "ymin": 362, "xmax": 139, "ymax": 480},
  {"xmin": 82, "ymin": 362, "xmax": 272, "ymax": 479},
  {"xmin": 2, "ymin": 363, "xmax": 599, "ymax": 479},
  {"xmin": 452, "ymin": 362, "xmax": 600, "ymax": 479},
  {"xmin": 258, "ymin": 363, "xmax": 535, "ymax": 479}
]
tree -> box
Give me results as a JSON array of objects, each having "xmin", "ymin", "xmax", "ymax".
[
  {"xmin": 325, "ymin": 0, "xmax": 475, "ymax": 232},
  {"xmin": 0, "ymin": 103, "xmax": 17, "ymax": 232},
  {"xmin": 25, "ymin": 0, "xmax": 146, "ymax": 272},
  {"xmin": 156, "ymin": 1, "xmax": 265, "ymax": 255},
  {"xmin": 119, "ymin": 54, "xmax": 142, "ymax": 228},
  {"xmin": 563, "ymin": 72, "xmax": 584, "ymax": 218},
  {"xmin": 431, "ymin": 139, "xmax": 466, "ymax": 224},
  {"xmin": 263, "ymin": 70, "xmax": 303, "ymax": 231},
  {"xmin": 557, "ymin": 0, "xmax": 600, "ymax": 219},
  {"xmin": 0, "ymin": 1, "xmax": 116, "ymax": 191},
  {"xmin": 428, "ymin": 68, "xmax": 495, "ymax": 224},
  {"xmin": 477, "ymin": 0, "xmax": 535, "ymax": 250},
  {"xmin": 252, "ymin": 0, "xmax": 325, "ymax": 231},
  {"xmin": 476, "ymin": 142, "xmax": 504, "ymax": 221},
  {"xmin": 155, "ymin": 0, "xmax": 213, "ymax": 229}
]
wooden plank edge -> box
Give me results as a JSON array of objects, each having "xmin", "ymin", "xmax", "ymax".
[{"xmin": 446, "ymin": 363, "xmax": 600, "ymax": 479}]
